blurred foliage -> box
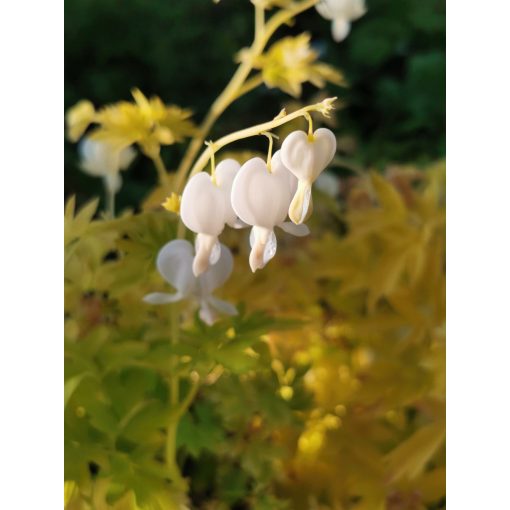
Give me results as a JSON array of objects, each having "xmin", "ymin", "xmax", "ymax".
[
  {"xmin": 65, "ymin": 0, "xmax": 445, "ymax": 208},
  {"xmin": 65, "ymin": 162, "xmax": 445, "ymax": 509}
]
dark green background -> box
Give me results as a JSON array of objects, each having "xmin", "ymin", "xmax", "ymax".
[{"xmin": 65, "ymin": 0, "xmax": 445, "ymax": 209}]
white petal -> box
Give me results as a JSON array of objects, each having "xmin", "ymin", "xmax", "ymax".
[
  {"xmin": 315, "ymin": 171, "xmax": 341, "ymax": 197},
  {"xmin": 156, "ymin": 240, "xmax": 196, "ymax": 296},
  {"xmin": 288, "ymin": 180, "xmax": 312, "ymax": 225},
  {"xmin": 180, "ymin": 172, "xmax": 226, "ymax": 236},
  {"xmin": 215, "ymin": 159, "xmax": 241, "ymax": 228},
  {"xmin": 280, "ymin": 128, "xmax": 337, "ymax": 184},
  {"xmin": 143, "ymin": 292, "xmax": 184, "ymax": 305},
  {"xmin": 198, "ymin": 243, "xmax": 234, "ymax": 295},
  {"xmin": 231, "ymin": 157, "xmax": 292, "ymax": 229},
  {"xmin": 118, "ymin": 145, "xmax": 136, "ymax": 169},
  {"xmin": 198, "ymin": 301, "xmax": 216, "ymax": 325},
  {"xmin": 231, "ymin": 218, "xmax": 249, "ymax": 229},
  {"xmin": 193, "ymin": 233, "xmax": 220, "ymax": 277},
  {"xmin": 249, "ymin": 226, "xmax": 277, "ymax": 272},
  {"xmin": 316, "ymin": 0, "xmax": 366, "ymax": 20},
  {"xmin": 272, "ymin": 150, "xmax": 298, "ymax": 196},
  {"xmin": 207, "ymin": 296, "xmax": 238, "ymax": 316},
  {"xmin": 332, "ymin": 18, "xmax": 351, "ymax": 42},
  {"xmin": 79, "ymin": 139, "xmax": 112, "ymax": 176},
  {"xmin": 278, "ymin": 222, "xmax": 311, "ymax": 237}
]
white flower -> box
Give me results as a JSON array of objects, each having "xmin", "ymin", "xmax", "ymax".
[
  {"xmin": 79, "ymin": 138, "xmax": 136, "ymax": 194},
  {"xmin": 280, "ymin": 127, "xmax": 337, "ymax": 224},
  {"xmin": 143, "ymin": 239, "xmax": 237, "ymax": 325},
  {"xmin": 180, "ymin": 159, "xmax": 245, "ymax": 277},
  {"xmin": 231, "ymin": 153, "xmax": 310, "ymax": 273},
  {"xmin": 316, "ymin": 0, "xmax": 367, "ymax": 42}
]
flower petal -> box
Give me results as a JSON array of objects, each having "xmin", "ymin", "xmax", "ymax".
[
  {"xmin": 280, "ymin": 128, "xmax": 337, "ymax": 184},
  {"xmin": 193, "ymin": 233, "xmax": 220, "ymax": 277},
  {"xmin": 332, "ymin": 18, "xmax": 351, "ymax": 42},
  {"xmin": 156, "ymin": 239, "xmax": 195, "ymax": 296},
  {"xmin": 207, "ymin": 296, "xmax": 238, "ymax": 317},
  {"xmin": 288, "ymin": 180, "xmax": 312, "ymax": 225},
  {"xmin": 103, "ymin": 172, "xmax": 122, "ymax": 194},
  {"xmin": 143, "ymin": 292, "xmax": 184, "ymax": 305},
  {"xmin": 231, "ymin": 157, "xmax": 292, "ymax": 229},
  {"xmin": 198, "ymin": 243, "xmax": 234, "ymax": 295},
  {"xmin": 118, "ymin": 145, "xmax": 137, "ymax": 169},
  {"xmin": 249, "ymin": 226, "xmax": 277, "ymax": 272},
  {"xmin": 278, "ymin": 222, "xmax": 311, "ymax": 237},
  {"xmin": 198, "ymin": 301, "xmax": 216, "ymax": 326},
  {"xmin": 215, "ymin": 159, "xmax": 242, "ymax": 228},
  {"xmin": 180, "ymin": 172, "xmax": 226, "ymax": 236}
]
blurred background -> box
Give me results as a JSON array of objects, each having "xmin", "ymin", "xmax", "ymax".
[{"xmin": 65, "ymin": 0, "xmax": 445, "ymax": 209}]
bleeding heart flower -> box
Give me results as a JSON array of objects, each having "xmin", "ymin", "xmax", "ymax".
[
  {"xmin": 143, "ymin": 239, "xmax": 237, "ymax": 325},
  {"xmin": 280, "ymin": 127, "xmax": 336, "ymax": 224},
  {"xmin": 79, "ymin": 137, "xmax": 136, "ymax": 194},
  {"xmin": 315, "ymin": 0, "xmax": 367, "ymax": 42},
  {"xmin": 180, "ymin": 157, "xmax": 244, "ymax": 276},
  {"xmin": 215, "ymin": 159, "xmax": 247, "ymax": 229},
  {"xmin": 231, "ymin": 155, "xmax": 310, "ymax": 273}
]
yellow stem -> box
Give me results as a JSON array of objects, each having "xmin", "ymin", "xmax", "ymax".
[
  {"xmin": 255, "ymin": 3, "xmax": 265, "ymax": 38},
  {"xmin": 173, "ymin": 0, "xmax": 319, "ymax": 193},
  {"xmin": 234, "ymin": 73, "xmax": 264, "ymax": 99},
  {"xmin": 304, "ymin": 112, "xmax": 314, "ymax": 140},
  {"xmin": 152, "ymin": 153, "xmax": 169, "ymax": 185},
  {"xmin": 205, "ymin": 141, "xmax": 217, "ymax": 184},
  {"xmin": 261, "ymin": 131, "xmax": 277, "ymax": 172},
  {"xmin": 190, "ymin": 97, "xmax": 336, "ymax": 177}
]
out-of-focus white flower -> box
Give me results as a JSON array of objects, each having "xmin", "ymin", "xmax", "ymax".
[
  {"xmin": 79, "ymin": 138, "xmax": 136, "ymax": 193},
  {"xmin": 315, "ymin": 171, "xmax": 341, "ymax": 198},
  {"xmin": 180, "ymin": 159, "xmax": 245, "ymax": 277},
  {"xmin": 231, "ymin": 154, "xmax": 309, "ymax": 273},
  {"xmin": 315, "ymin": 0, "xmax": 367, "ymax": 42},
  {"xmin": 281, "ymin": 128, "xmax": 337, "ymax": 224},
  {"xmin": 143, "ymin": 239, "xmax": 237, "ymax": 325}
]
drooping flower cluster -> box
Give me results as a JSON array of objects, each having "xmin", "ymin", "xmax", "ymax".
[{"xmin": 180, "ymin": 128, "xmax": 337, "ymax": 276}]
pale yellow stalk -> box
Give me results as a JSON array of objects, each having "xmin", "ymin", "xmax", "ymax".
[
  {"xmin": 189, "ymin": 97, "xmax": 337, "ymax": 177},
  {"xmin": 173, "ymin": 0, "xmax": 319, "ymax": 192}
]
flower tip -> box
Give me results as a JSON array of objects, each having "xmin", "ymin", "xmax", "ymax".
[
  {"xmin": 192, "ymin": 255, "xmax": 209, "ymax": 277},
  {"xmin": 319, "ymin": 97, "xmax": 337, "ymax": 117}
]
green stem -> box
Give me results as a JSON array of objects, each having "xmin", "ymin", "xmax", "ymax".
[
  {"xmin": 152, "ymin": 153, "xmax": 169, "ymax": 185},
  {"xmin": 106, "ymin": 187, "xmax": 115, "ymax": 219},
  {"xmin": 165, "ymin": 304, "xmax": 186, "ymax": 490}
]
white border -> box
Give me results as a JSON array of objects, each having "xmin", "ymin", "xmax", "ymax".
[{"xmin": 1, "ymin": 0, "xmax": 63, "ymax": 507}]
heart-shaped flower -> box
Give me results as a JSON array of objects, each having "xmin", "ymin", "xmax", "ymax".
[
  {"xmin": 280, "ymin": 127, "xmax": 336, "ymax": 224},
  {"xmin": 231, "ymin": 155, "xmax": 310, "ymax": 272},
  {"xmin": 215, "ymin": 159, "xmax": 247, "ymax": 229},
  {"xmin": 143, "ymin": 239, "xmax": 237, "ymax": 325},
  {"xmin": 316, "ymin": 0, "xmax": 367, "ymax": 42},
  {"xmin": 180, "ymin": 157, "xmax": 244, "ymax": 277},
  {"xmin": 79, "ymin": 137, "xmax": 136, "ymax": 194}
]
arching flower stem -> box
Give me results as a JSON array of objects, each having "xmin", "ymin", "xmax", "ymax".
[
  {"xmin": 188, "ymin": 97, "xmax": 336, "ymax": 180},
  {"xmin": 173, "ymin": 0, "xmax": 319, "ymax": 192}
]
